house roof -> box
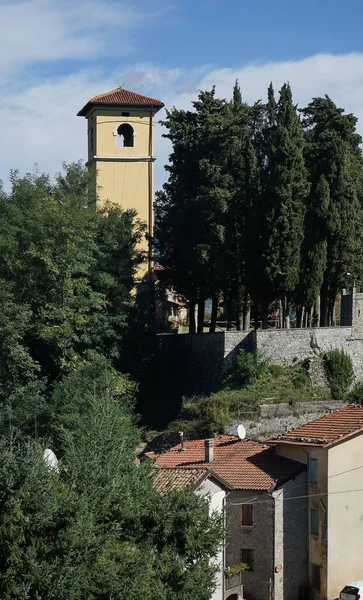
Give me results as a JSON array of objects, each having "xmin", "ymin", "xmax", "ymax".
[
  {"xmin": 153, "ymin": 467, "xmax": 208, "ymax": 495},
  {"xmin": 153, "ymin": 435, "xmax": 303, "ymax": 491},
  {"xmin": 268, "ymin": 404, "xmax": 363, "ymax": 448},
  {"xmin": 77, "ymin": 87, "xmax": 164, "ymax": 116}
]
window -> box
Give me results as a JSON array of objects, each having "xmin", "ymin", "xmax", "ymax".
[
  {"xmin": 309, "ymin": 458, "xmax": 318, "ymax": 483},
  {"xmin": 117, "ymin": 123, "xmax": 134, "ymax": 147},
  {"xmin": 121, "ymin": 111, "xmax": 130, "ymax": 116},
  {"xmin": 310, "ymin": 508, "xmax": 319, "ymax": 535},
  {"xmin": 311, "ymin": 564, "xmax": 321, "ymax": 591},
  {"xmin": 241, "ymin": 504, "xmax": 254, "ymax": 526},
  {"xmin": 90, "ymin": 126, "xmax": 94, "ymax": 151},
  {"xmin": 241, "ymin": 548, "xmax": 254, "ymax": 571}
]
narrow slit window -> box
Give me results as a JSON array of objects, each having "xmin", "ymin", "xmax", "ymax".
[{"xmin": 117, "ymin": 123, "xmax": 134, "ymax": 148}]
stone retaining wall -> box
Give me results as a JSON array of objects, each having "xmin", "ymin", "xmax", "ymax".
[{"xmin": 158, "ymin": 325, "xmax": 363, "ymax": 397}]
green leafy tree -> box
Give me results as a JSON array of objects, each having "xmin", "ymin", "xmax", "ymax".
[
  {"xmin": 0, "ymin": 361, "xmax": 223, "ymax": 600},
  {"xmin": 223, "ymin": 81, "xmax": 258, "ymax": 330},
  {"xmin": 301, "ymin": 96, "xmax": 363, "ymax": 325},
  {"xmin": 263, "ymin": 83, "xmax": 309, "ymax": 327},
  {"xmin": 156, "ymin": 89, "xmax": 230, "ymax": 333},
  {"xmin": 296, "ymin": 175, "xmax": 329, "ymax": 326},
  {"xmin": 0, "ymin": 164, "xmax": 142, "ymax": 383}
]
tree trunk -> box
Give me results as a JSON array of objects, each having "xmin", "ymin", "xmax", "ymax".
[
  {"xmin": 282, "ymin": 296, "xmax": 290, "ymax": 329},
  {"xmin": 226, "ymin": 287, "xmax": 233, "ymax": 331},
  {"xmin": 331, "ymin": 299, "xmax": 336, "ymax": 326},
  {"xmin": 209, "ymin": 295, "xmax": 218, "ymax": 333},
  {"xmin": 253, "ymin": 299, "xmax": 259, "ymax": 331},
  {"xmin": 320, "ymin": 297, "xmax": 329, "ymax": 327},
  {"xmin": 296, "ymin": 306, "xmax": 303, "ymax": 328},
  {"xmin": 279, "ymin": 300, "xmax": 283, "ymax": 329},
  {"xmin": 189, "ymin": 297, "xmax": 196, "ymax": 334},
  {"xmin": 197, "ymin": 295, "xmax": 205, "ymax": 333},
  {"xmin": 243, "ymin": 292, "xmax": 251, "ymax": 331},
  {"xmin": 313, "ymin": 295, "xmax": 320, "ymax": 327}
]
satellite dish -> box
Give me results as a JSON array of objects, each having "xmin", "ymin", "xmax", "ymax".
[
  {"xmin": 43, "ymin": 448, "xmax": 59, "ymax": 472},
  {"xmin": 237, "ymin": 424, "xmax": 246, "ymax": 440}
]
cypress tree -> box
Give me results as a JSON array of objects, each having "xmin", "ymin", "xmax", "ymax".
[
  {"xmin": 297, "ymin": 175, "xmax": 329, "ymax": 326},
  {"xmin": 155, "ymin": 89, "xmax": 230, "ymax": 333},
  {"xmin": 263, "ymin": 83, "xmax": 309, "ymax": 327},
  {"xmin": 301, "ymin": 96, "xmax": 363, "ymax": 325},
  {"xmin": 223, "ymin": 81, "xmax": 258, "ymax": 330}
]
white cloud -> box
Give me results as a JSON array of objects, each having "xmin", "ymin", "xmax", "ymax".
[
  {"xmin": 0, "ymin": 53, "xmax": 363, "ymax": 193},
  {"xmin": 0, "ymin": 0, "xmax": 160, "ymax": 75}
]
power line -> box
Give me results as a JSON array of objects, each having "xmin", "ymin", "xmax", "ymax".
[
  {"xmin": 228, "ymin": 487, "xmax": 363, "ymax": 507},
  {"xmin": 225, "ymin": 463, "xmax": 363, "ymax": 506}
]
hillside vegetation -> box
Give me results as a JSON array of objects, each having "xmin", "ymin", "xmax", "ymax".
[{"xmin": 151, "ymin": 349, "xmax": 359, "ymax": 445}]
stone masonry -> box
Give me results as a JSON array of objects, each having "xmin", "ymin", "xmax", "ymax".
[{"xmin": 158, "ymin": 290, "xmax": 363, "ymax": 397}]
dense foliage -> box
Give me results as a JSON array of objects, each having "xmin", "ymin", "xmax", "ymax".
[
  {"xmin": 324, "ymin": 349, "xmax": 354, "ymax": 399},
  {"xmin": 0, "ymin": 163, "xmax": 224, "ymax": 599},
  {"xmin": 0, "ymin": 359, "xmax": 223, "ymax": 600},
  {"xmin": 156, "ymin": 84, "xmax": 363, "ymax": 331}
]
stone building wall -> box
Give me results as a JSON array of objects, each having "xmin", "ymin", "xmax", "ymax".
[
  {"xmin": 225, "ymin": 490, "xmax": 274, "ymax": 600},
  {"xmin": 273, "ymin": 472, "xmax": 308, "ymax": 600}
]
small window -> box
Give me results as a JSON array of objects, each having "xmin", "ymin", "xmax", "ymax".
[
  {"xmin": 241, "ymin": 504, "xmax": 254, "ymax": 526},
  {"xmin": 117, "ymin": 123, "xmax": 134, "ymax": 148},
  {"xmin": 90, "ymin": 126, "xmax": 94, "ymax": 151},
  {"xmin": 121, "ymin": 111, "xmax": 130, "ymax": 116},
  {"xmin": 310, "ymin": 508, "xmax": 319, "ymax": 535},
  {"xmin": 241, "ymin": 548, "xmax": 254, "ymax": 571},
  {"xmin": 310, "ymin": 458, "xmax": 318, "ymax": 483},
  {"xmin": 311, "ymin": 564, "xmax": 321, "ymax": 591}
]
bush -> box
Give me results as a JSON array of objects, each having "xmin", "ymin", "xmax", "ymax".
[
  {"xmin": 324, "ymin": 349, "xmax": 354, "ymax": 399},
  {"xmin": 347, "ymin": 381, "xmax": 363, "ymax": 404},
  {"xmin": 223, "ymin": 350, "xmax": 268, "ymax": 389}
]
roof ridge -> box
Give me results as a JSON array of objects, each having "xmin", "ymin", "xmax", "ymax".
[{"xmin": 90, "ymin": 86, "xmax": 123, "ymax": 101}]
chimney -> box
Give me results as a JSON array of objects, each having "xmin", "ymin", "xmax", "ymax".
[{"xmin": 205, "ymin": 439, "xmax": 214, "ymax": 463}]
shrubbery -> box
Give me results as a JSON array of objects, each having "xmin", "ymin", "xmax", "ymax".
[{"xmin": 324, "ymin": 349, "xmax": 354, "ymax": 399}]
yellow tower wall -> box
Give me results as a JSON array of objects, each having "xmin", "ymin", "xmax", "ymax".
[{"xmin": 85, "ymin": 106, "xmax": 158, "ymax": 278}]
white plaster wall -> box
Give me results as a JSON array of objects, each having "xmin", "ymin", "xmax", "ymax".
[
  {"xmin": 196, "ymin": 478, "xmax": 226, "ymax": 600},
  {"xmin": 327, "ymin": 435, "xmax": 363, "ymax": 599}
]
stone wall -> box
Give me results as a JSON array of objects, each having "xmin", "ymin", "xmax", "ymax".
[
  {"xmin": 274, "ymin": 472, "xmax": 308, "ymax": 600},
  {"xmin": 158, "ymin": 330, "xmax": 253, "ymax": 397},
  {"xmin": 255, "ymin": 326, "xmax": 363, "ymax": 381},
  {"xmin": 159, "ymin": 325, "xmax": 363, "ymax": 398},
  {"xmin": 226, "ymin": 490, "xmax": 274, "ymax": 600}
]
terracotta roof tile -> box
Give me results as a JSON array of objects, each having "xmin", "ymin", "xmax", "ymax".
[
  {"xmin": 77, "ymin": 87, "xmax": 164, "ymax": 116},
  {"xmin": 268, "ymin": 404, "xmax": 363, "ymax": 447},
  {"xmin": 153, "ymin": 467, "xmax": 207, "ymax": 495},
  {"xmin": 154, "ymin": 435, "xmax": 302, "ymax": 491}
]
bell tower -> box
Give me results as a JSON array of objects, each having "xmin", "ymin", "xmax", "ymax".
[{"xmin": 77, "ymin": 87, "xmax": 164, "ymax": 279}]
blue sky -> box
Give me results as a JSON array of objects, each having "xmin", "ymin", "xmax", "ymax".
[{"xmin": 0, "ymin": 0, "xmax": 362, "ymax": 190}]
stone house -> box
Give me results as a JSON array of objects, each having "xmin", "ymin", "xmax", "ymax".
[
  {"xmin": 269, "ymin": 404, "xmax": 363, "ymax": 600},
  {"xmin": 151, "ymin": 435, "xmax": 307, "ymax": 600}
]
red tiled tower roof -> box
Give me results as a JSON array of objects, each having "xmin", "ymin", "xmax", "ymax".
[
  {"xmin": 153, "ymin": 435, "xmax": 303, "ymax": 491},
  {"xmin": 77, "ymin": 87, "xmax": 164, "ymax": 116},
  {"xmin": 268, "ymin": 404, "xmax": 363, "ymax": 447}
]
